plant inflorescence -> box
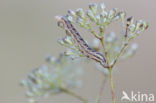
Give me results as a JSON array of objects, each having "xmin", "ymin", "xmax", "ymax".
[{"xmin": 21, "ymin": 2, "xmax": 148, "ymax": 103}]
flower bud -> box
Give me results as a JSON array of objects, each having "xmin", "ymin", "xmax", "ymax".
[
  {"xmin": 116, "ymin": 11, "xmax": 126, "ymax": 22},
  {"xmin": 135, "ymin": 20, "xmax": 149, "ymax": 32},
  {"xmin": 76, "ymin": 17, "xmax": 85, "ymax": 27},
  {"xmin": 46, "ymin": 56, "xmax": 56, "ymax": 63},
  {"xmin": 108, "ymin": 8, "xmax": 117, "ymax": 19},
  {"xmin": 100, "ymin": 2, "xmax": 106, "ymax": 11},
  {"xmin": 89, "ymin": 3, "xmax": 98, "ymax": 15},
  {"xmin": 68, "ymin": 9, "xmax": 76, "ymax": 17},
  {"xmin": 96, "ymin": 15, "xmax": 101, "ymax": 25},
  {"xmin": 57, "ymin": 38, "xmax": 65, "ymax": 46},
  {"xmin": 127, "ymin": 16, "xmax": 133, "ymax": 27},
  {"xmin": 76, "ymin": 8, "xmax": 85, "ymax": 18},
  {"xmin": 87, "ymin": 10, "xmax": 96, "ymax": 21},
  {"xmin": 67, "ymin": 15, "xmax": 73, "ymax": 22},
  {"xmin": 64, "ymin": 36, "xmax": 73, "ymax": 45}
]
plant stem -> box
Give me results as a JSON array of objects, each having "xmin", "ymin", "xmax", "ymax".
[
  {"xmin": 110, "ymin": 25, "xmax": 129, "ymax": 68},
  {"xmin": 109, "ymin": 68, "xmax": 116, "ymax": 103},
  {"xmin": 101, "ymin": 38, "xmax": 106, "ymax": 53},
  {"xmin": 61, "ymin": 88, "xmax": 88, "ymax": 103},
  {"xmin": 91, "ymin": 30, "xmax": 102, "ymax": 39},
  {"xmin": 101, "ymin": 37, "xmax": 110, "ymax": 66},
  {"xmin": 111, "ymin": 42, "xmax": 128, "ymax": 68},
  {"xmin": 101, "ymin": 37, "xmax": 116, "ymax": 103}
]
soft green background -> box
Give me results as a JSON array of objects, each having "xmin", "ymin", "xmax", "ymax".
[{"xmin": 0, "ymin": 0, "xmax": 155, "ymax": 103}]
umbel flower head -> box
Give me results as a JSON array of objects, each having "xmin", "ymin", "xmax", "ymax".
[
  {"xmin": 20, "ymin": 54, "xmax": 83, "ymax": 98},
  {"xmin": 56, "ymin": 2, "xmax": 148, "ymax": 70},
  {"xmin": 20, "ymin": 2, "xmax": 149, "ymax": 103}
]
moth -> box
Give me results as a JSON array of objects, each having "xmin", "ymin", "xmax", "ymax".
[{"xmin": 56, "ymin": 16, "xmax": 107, "ymax": 68}]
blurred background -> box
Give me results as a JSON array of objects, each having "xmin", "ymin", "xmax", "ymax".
[{"xmin": 0, "ymin": 0, "xmax": 156, "ymax": 103}]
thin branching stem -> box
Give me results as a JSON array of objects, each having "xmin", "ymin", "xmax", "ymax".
[
  {"xmin": 91, "ymin": 30, "xmax": 102, "ymax": 40},
  {"xmin": 111, "ymin": 42, "xmax": 128, "ymax": 68},
  {"xmin": 111, "ymin": 27, "xmax": 129, "ymax": 68},
  {"xmin": 99, "ymin": 31, "xmax": 117, "ymax": 103},
  {"xmin": 101, "ymin": 37, "xmax": 110, "ymax": 66},
  {"xmin": 61, "ymin": 88, "xmax": 88, "ymax": 103},
  {"xmin": 101, "ymin": 38, "xmax": 106, "ymax": 54},
  {"xmin": 109, "ymin": 68, "xmax": 116, "ymax": 103}
]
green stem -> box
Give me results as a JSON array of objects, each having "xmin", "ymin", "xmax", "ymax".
[
  {"xmin": 111, "ymin": 43, "xmax": 128, "ymax": 68},
  {"xmin": 109, "ymin": 68, "xmax": 116, "ymax": 103},
  {"xmin": 91, "ymin": 30, "xmax": 102, "ymax": 39},
  {"xmin": 101, "ymin": 38, "xmax": 110, "ymax": 66},
  {"xmin": 61, "ymin": 88, "xmax": 88, "ymax": 103}
]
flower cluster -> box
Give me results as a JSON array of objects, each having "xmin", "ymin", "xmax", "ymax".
[
  {"xmin": 67, "ymin": 3, "xmax": 126, "ymax": 36},
  {"xmin": 57, "ymin": 3, "xmax": 148, "ymax": 70},
  {"xmin": 20, "ymin": 55, "xmax": 83, "ymax": 98},
  {"xmin": 58, "ymin": 36, "xmax": 84, "ymax": 59}
]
